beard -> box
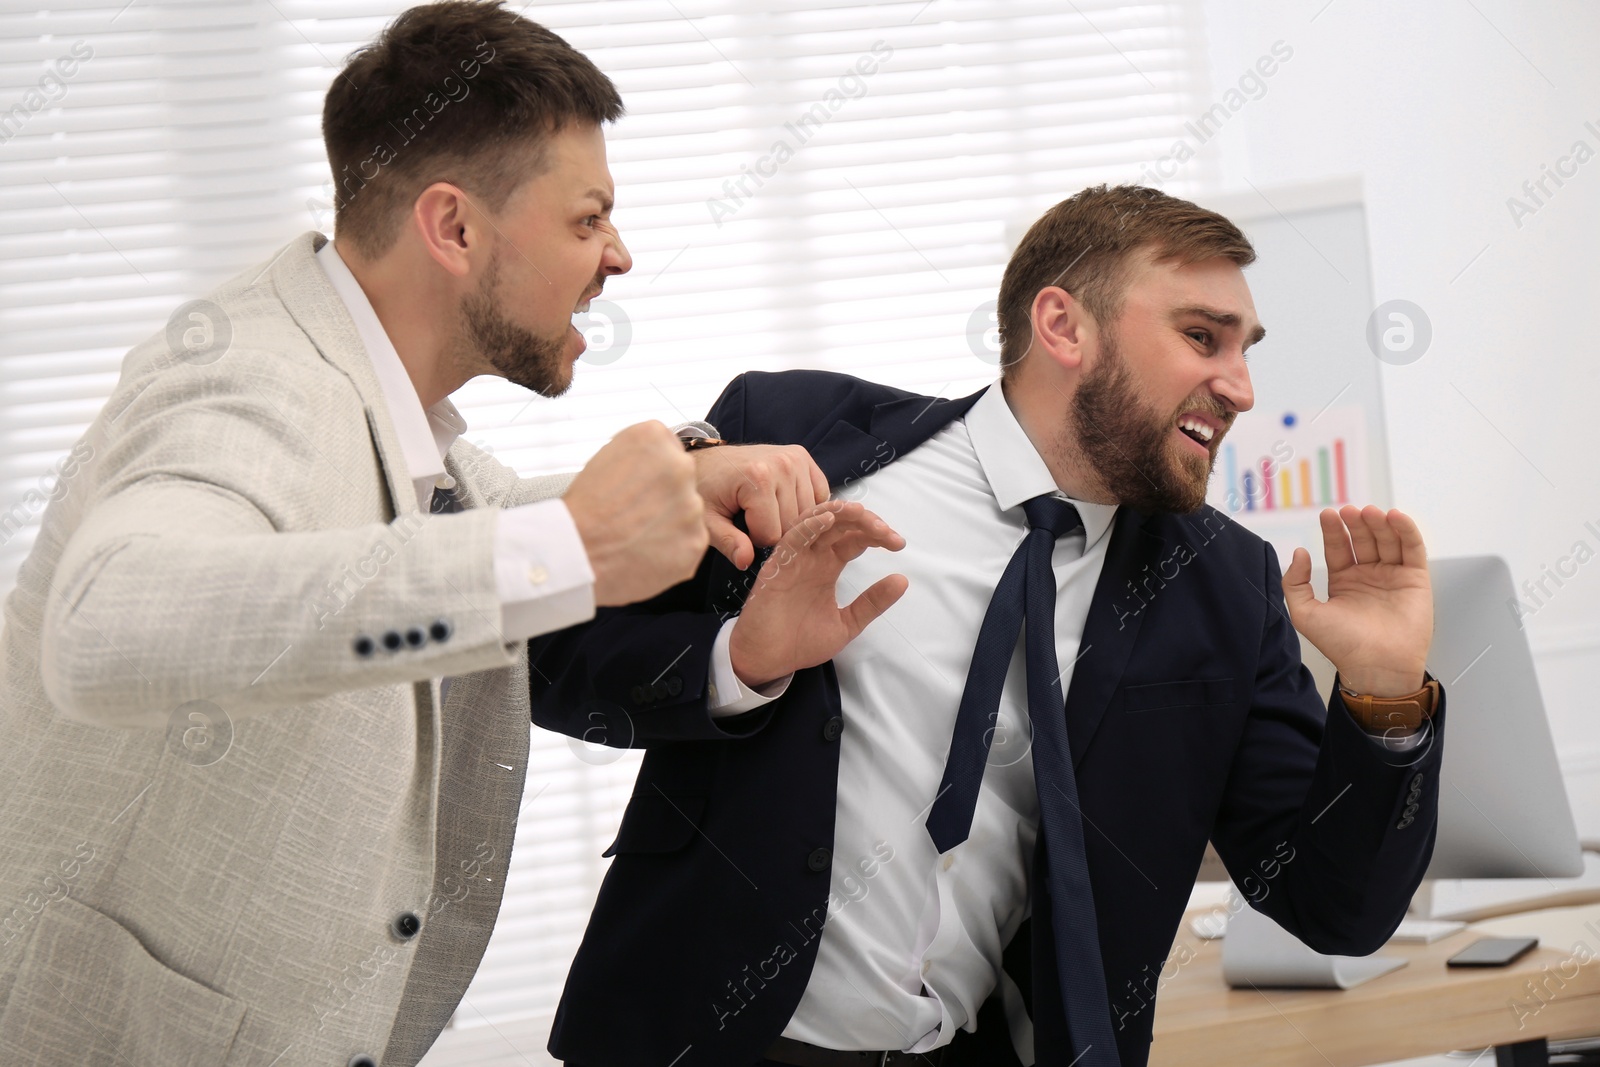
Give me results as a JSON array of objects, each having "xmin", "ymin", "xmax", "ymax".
[
  {"xmin": 1068, "ymin": 329, "xmax": 1226, "ymax": 514},
  {"xmin": 459, "ymin": 251, "xmax": 575, "ymax": 399}
]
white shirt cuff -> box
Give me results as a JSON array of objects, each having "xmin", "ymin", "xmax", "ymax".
[
  {"xmin": 707, "ymin": 617, "xmax": 793, "ymax": 717},
  {"xmin": 493, "ymin": 500, "xmax": 597, "ymax": 642},
  {"xmin": 1367, "ymin": 723, "xmax": 1429, "ymax": 752}
]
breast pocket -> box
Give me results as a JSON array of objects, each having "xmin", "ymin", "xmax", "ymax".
[
  {"xmin": 602, "ymin": 791, "xmax": 708, "ymax": 857},
  {"xmin": 1121, "ymin": 678, "xmax": 1234, "ymax": 712}
]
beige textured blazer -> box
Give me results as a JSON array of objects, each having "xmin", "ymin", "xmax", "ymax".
[{"xmin": 0, "ymin": 232, "xmax": 573, "ymax": 1066}]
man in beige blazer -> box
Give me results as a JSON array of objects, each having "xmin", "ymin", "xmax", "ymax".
[{"xmin": 0, "ymin": 3, "xmax": 840, "ymax": 1064}]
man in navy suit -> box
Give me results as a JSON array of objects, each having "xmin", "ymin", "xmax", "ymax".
[{"xmin": 527, "ymin": 185, "xmax": 1444, "ymax": 1067}]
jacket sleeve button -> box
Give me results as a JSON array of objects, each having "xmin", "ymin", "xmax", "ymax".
[
  {"xmin": 429, "ymin": 618, "xmax": 453, "ymax": 643},
  {"xmin": 405, "ymin": 626, "xmax": 427, "ymax": 649},
  {"xmin": 381, "ymin": 630, "xmax": 404, "ymax": 652},
  {"xmin": 353, "ymin": 634, "xmax": 376, "ymax": 658},
  {"xmin": 666, "ymin": 676, "xmax": 683, "ymax": 697}
]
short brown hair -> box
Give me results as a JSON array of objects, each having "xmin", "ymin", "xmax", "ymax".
[
  {"xmin": 996, "ymin": 185, "xmax": 1255, "ymax": 374},
  {"xmin": 323, "ymin": 1, "xmax": 623, "ymax": 258}
]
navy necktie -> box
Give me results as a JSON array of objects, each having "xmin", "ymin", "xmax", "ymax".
[
  {"xmin": 925, "ymin": 494, "xmax": 1119, "ymax": 1067},
  {"xmin": 430, "ymin": 483, "xmax": 462, "ymax": 514}
]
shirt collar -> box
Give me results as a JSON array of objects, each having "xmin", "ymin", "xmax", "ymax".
[
  {"xmin": 964, "ymin": 379, "xmax": 1118, "ymax": 549},
  {"xmin": 316, "ymin": 240, "xmax": 466, "ymax": 509}
]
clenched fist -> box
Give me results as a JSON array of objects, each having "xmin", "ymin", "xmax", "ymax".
[
  {"xmin": 564, "ymin": 422, "xmax": 709, "ymax": 606},
  {"xmin": 690, "ymin": 443, "xmax": 830, "ymax": 569}
]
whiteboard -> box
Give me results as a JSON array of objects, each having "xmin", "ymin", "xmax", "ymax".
[{"xmin": 1194, "ymin": 178, "xmax": 1393, "ymax": 564}]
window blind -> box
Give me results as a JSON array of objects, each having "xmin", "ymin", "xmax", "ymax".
[{"xmin": 0, "ymin": 0, "xmax": 1211, "ymax": 1051}]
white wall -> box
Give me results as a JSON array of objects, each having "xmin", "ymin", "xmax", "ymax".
[{"xmin": 1192, "ymin": 0, "xmax": 1600, "ymax": 836}]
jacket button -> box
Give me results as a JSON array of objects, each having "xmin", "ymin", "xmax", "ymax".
[
  {"xmin": 651, "ymin": 680, "xmax": 670, "ymax": 700},
  {"xmin": 405, "ymin": 626, "xmax": 427, "ymax": 649},
  {"xmin": 429, "ymin": 618, "xmax": 453, "ymax": 643},
  {"xmin": 821, "ymin": 716, "xmax": 843, "ymax": 742},
  {"xmin": 666, "ymin": 676, "xmax": 683, "ymax": 697},
  {"xmin": 348, "ymin": 1056, "xmax": 377, "ymax": 1067},
  {"xmin": 1397, "ymin": 815, "xmax": 1414, "ymax": 829},
  {"xmin": 353, "ymin": 634, "xmax": 376, "ymax": 658},
  {"xmin": 381, "ymin": 630, "xmax": 403, "ymax": 652},
  {"xmin": 1410, "ymin": 772, "xmax": 1425, "ymax": 789},
  {"xmin": 1402, "ymin": 802, "xmax": 1419, "ymax": 818},
  {"xmin": 631, "ymin": 685, "xmax": 647, "ymax": 706},
  {"xmin": 807, "ymin": 847, "xmax": 832, "ymax": 872},
  {"xmin": 391, "ymin": 912, "xmax": 422, "ymax": 940}
]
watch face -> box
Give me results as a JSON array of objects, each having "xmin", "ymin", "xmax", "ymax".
[{"xmin": 673, "ymin": 420, "xmax": 719, "ymax": 442}]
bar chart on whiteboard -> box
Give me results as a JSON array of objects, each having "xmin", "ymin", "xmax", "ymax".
[
  {"xmin": 1208, "ymin": 406, "xmax": 1370, "ymax": 517},
  {"xmin": 1187, "ymin": 184, "xmax": 1394, "ymax": 569},
  {"xmin": 1205, "ymin": 398, "xmax": 1383, "ymax": 691}
]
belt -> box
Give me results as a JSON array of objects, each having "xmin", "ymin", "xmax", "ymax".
[{"xmin": 764, "ymin": 1036, "xmax": 946, "ymax": 1067}]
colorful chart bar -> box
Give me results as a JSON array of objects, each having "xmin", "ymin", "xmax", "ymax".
[
  {"xmin": 1334, "ymin": 439, "xmax": 1348, "ymax": 503},
  {"xmin": 1222, "ymin": 439, "xmax": 1350, "ymax": 513}
]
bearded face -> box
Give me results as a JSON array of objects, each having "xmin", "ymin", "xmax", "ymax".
[
  {"xmin": 1067, "ymin": 325, "xmax": 1232, "ymax": 514},
  {"xmin": 458, "ymin": 249, "xmax": 581, "ymax": 399}
]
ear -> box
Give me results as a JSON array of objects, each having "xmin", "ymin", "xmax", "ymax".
[
  {"xmin": 411, "ymin": 182, "xmax": 482, "ymax": 279},
  {"xmin": 1029, "ymin": 285, "xmax": 1094, "ymax": 373}
]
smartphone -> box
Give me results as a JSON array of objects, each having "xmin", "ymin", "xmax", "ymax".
[{"xmin": 1446, "ymin": 936, "xmax": 1539, "ymax": 967}]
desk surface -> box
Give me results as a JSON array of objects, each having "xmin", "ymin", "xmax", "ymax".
[{"xmin": 1149, "ymin": 904, "xmax": 1600, "ymax": 1066}]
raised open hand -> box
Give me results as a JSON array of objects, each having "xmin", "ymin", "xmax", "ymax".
[
  {"xmin": 1283, "ymin": 505, "xmax": 1433, "ymax": 697},
  {"xmin": 728, "ymin": 500, "xmax": 908, "ymax": 689}
]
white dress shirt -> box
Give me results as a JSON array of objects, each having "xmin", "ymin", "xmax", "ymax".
[
  {"xmin": 317, "ymin": 240, "xmax": 596, "ymax": 640},
  {"xmin": 711, "ymin": 380, "xmax": 1118, "ymax": 1054}
]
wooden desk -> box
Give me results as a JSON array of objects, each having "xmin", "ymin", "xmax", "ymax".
[{"xmin": 1149, "ymin": 904, "xmax": 1600, "ymax": 1066}]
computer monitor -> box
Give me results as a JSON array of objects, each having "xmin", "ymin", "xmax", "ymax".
[
  {"xmin": 1217, "ymin": 556, "xmax": 1587, "ymax": 986},
  {"xmin": 1296, "ymin": 554, "xmax": 1583, "ymax": 880}
]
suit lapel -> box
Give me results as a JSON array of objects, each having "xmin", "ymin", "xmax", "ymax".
[
  {"xmin": 1062, "ymin": 508, "xmax": 1165, "ymax": 767},
  {"xmin": 272, "ymin": 231, "xmax": 418, "ymax": 520},
  {"xmin": 807, "ymin": 385, "xmax": 988, "ymax": 489}
]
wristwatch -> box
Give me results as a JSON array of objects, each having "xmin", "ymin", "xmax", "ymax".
[
  {"xmin": 673, "ymin": 420, "xmax": 725, "ymax": 452},
  {"xmin": 1336, "ymin": 673, "xmax": 1441, "ymax": 733}
]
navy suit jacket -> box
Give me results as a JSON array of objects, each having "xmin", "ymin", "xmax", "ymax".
[{"xmin": 528, "ymin": 371, "xmax": 1445, "ymax": 1067}]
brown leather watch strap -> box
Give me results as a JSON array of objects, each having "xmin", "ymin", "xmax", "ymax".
[{"xmin": 1336, "ymin": 675, "xmax": 1440, "ymax": 734}]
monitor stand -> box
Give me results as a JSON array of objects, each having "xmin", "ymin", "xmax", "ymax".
[
  {"xmin": 1410, "ymin": 857, "xmax": 1600, "ymax": 923},
  {"xmin": 1221, "ymin": 888, "xmax": 1408, "ymax": 989}
]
